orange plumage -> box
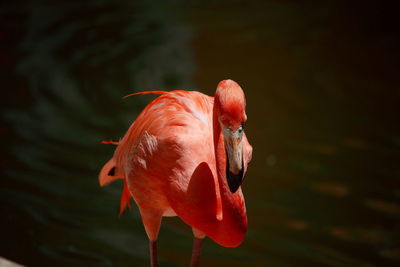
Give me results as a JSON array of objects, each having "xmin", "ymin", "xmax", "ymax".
[{"xmin": 99, "ymin": 79, "xmax": 252, "ymax": 265}]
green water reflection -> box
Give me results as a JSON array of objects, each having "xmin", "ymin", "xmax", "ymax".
[{"xmin": 1, "ymin": 1, "xmax": 399, "ymax": 266}]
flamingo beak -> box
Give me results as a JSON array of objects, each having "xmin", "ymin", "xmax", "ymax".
[{"xmin": 222, "ymin": 126, "xmax": 244, "ymax": 193}]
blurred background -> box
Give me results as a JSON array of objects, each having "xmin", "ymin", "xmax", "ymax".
[{"xmin": 1, "ymin": 1, "xmax": 400, "ymax": 266}]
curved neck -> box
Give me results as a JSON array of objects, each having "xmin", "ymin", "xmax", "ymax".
[
  {"xmin": 212, "ymin": 101, "xmax": 224, "ymax": 221},
  {"xmin": 213, "ymin": 104, "xmax": 225, "ymax": 177}
]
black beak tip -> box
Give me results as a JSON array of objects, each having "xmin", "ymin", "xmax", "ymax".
[
  {"xmin": 226, "ymin": 168, "xmax": 244, "ymax": 193},
  {"xmin": 225, "ymin": 148, "xmax": 245, "ymax": 194}
]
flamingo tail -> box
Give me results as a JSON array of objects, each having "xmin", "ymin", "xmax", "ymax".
[
  {"xmin": 99, "ymin": 157, "xmax": 133, "ymax": 216},
  {"xmin": 102, "ymin": 90, "xmax": 169, "ymax": 216},
  {"xmin": 119, "ymin": 179, "xmax": 132, "ymax": 216}
]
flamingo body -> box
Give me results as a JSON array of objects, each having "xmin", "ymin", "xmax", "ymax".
[{"xmin": 99, "ymin": 80, "xmax": 252, "ymax": 264}]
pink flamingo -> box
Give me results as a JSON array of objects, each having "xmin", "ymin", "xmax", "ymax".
[{"xmin": 99, "ymin": 79, "xmax": 252, "ymax": 266}]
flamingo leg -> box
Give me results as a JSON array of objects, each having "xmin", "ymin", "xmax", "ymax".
[
  {"xmin": 140, "ymin": 209, "xmax": 162, "ymax": 267},
  {"xmin": 149, "ymin": 240, "xmax": 158, "ymax": 267},
  {"xmin": 190, "ymin": 228, "xmax": 205, "ymax": 267},
  {"xmin": 190, "ymin": 237, "xmax": 204, "ymax": 267}
]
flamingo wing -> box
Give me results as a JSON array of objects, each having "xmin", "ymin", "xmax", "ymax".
[{"xmin": 112, "ymin": 91, "xmax": 221, "ymax": 218}]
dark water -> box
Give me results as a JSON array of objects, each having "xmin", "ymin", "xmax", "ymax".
[{"xmin": 1, "ymin": 1, "xmax": 400, "ymax": 266}]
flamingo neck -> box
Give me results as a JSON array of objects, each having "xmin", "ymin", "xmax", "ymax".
[{"xmin": 212, "ymin": 102, "xmax": 225, "ymax": 221}]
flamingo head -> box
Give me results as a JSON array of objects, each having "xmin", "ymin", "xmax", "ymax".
[{"xmin": 215, "ymin": 79, "xmax": 247, "ymax": 193}]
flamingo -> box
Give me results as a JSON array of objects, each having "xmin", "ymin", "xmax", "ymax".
[{"xmin": 99, "ymin": 79, "xmax": 252, "ymax": 266}]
